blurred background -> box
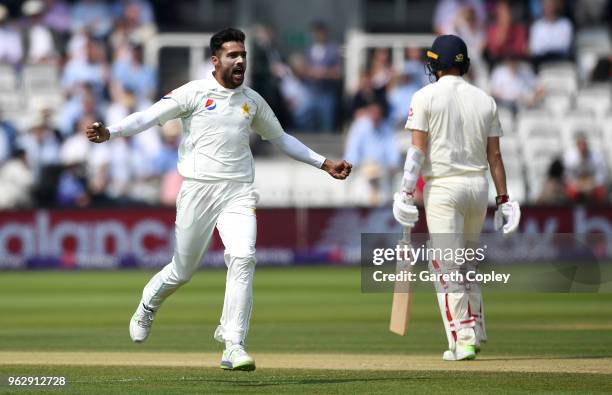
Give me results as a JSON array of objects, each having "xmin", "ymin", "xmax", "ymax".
[{"xmin": 0, "ymin": 0, "xmax": 610, "ymax": 268}]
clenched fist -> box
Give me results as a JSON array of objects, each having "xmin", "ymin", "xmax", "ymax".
[
  {"xmin": 86, "ymin": 122, "xmax": 110, "ymax": 143},
  {"xmin": 321, "ymin": 159, "xmax": 352, "ymax": 180}
]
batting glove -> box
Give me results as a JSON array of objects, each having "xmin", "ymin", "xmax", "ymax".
[
  {"xmin": 494, "ymin": 199, "xmax": 521, "ymax": 234},
  {"xmin": 393, "ymin": 192, "xmax": 418, "ymax": 227}
]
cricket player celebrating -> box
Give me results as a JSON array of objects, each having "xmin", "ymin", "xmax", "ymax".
[
  {"xmin": 86, "ymin": 28, "xmax": 352, "ymax": 371},
  {"xmin": 392, "ymin": 35, "xmax": 520, "ymax": 361}
]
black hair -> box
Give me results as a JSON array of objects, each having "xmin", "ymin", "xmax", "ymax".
[{"xmin": 210, "ymin": 28, "xmax": 246, "ymax": 56}]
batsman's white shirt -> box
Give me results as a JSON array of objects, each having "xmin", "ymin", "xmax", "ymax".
[
  {"xmin": 160, "ymin": 73, "xmax": 284, "ymax": 182},
  {"xmin": 405, "ymin": 75, "xmax": 502, "ymax": 351},
  {"xmin": 405, "ymin": 75, "xmax": 502, "ymax": 180}
]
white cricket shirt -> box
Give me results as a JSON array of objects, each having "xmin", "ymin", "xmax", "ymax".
[
  {"xmin": 405, "ymin": 75, "xmax": 502, "ymax": 179},
  {"xmin": 159, "ymin": 72, "xmax": 284, "ymax": 182}
]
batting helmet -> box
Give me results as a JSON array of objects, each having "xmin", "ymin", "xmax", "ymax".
[{"xmin": 425, "ymin": 35, "xmax": 470, "ymax": 79}]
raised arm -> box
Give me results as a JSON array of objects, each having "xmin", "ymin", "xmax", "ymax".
[
  {"xmin": 251, "ymin": 92, "xmax": 351, "ymax": 180},
  {"xmin": 86, "ymin": 97, "xmax": 183, "ymax": 143},
  {"xmin": 268, "ymin": 133, "xmax": 352, "ymax": 179}
]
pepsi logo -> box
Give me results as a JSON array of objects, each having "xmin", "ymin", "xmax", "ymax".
[{"xmin": 204, "ymin": 98, "xmax": 217, "ymax": 110}]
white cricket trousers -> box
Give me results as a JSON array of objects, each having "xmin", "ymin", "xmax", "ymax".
[
  {"xmin": 424, "ymin": 172, "xmax": 488, "ymax": 350},
  {"xmin": 140, "ymin": 179, "xmax": 258, "ymax": 345}
]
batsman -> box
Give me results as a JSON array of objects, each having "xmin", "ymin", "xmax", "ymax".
[{"xmin": 392, "ymin": 35, "xmax": 521, "ymax": 361}]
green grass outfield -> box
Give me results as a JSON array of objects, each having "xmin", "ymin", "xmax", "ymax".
[{"xmin": 0, "ymin": 267, "xmax": 611, "ymax": 394}]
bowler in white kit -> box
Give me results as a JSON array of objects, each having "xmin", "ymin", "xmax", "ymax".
[
  {"xmin": 86, "ymin": 28, "xmax": 352, "ymax": 371},
  {"xmin": 392, "ymin": 35, "xmax": 521, "ymax": 361}
]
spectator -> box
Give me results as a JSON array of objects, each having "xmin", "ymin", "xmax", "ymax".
[
  {"xmin": 433, "ymin": 0, "xmax": 486, "ymax": 35},
  {"xmin": 537, "ymin": 157, "xmax": 568, "ymax": 204},
  {"xmin": 369, "ymin": 48, "xmax": 393, "ymax": 91},
  {"xmin": 529, "ymin": 0, "xmax": 573, "ymax": 67},
  {"xmin": 403, "ymin": 47, "xmax": 428, "ymax": 87},
  {"xmin": 112, "ymin": 0, "xmax": 155, "ymax": 26},
  {"xmin": 0, "ymin": 148, "xmax": 34, "ymax": 210},
  {"xmin": 0, "ymin": 111, "xmax": 18, "ymax": 164},
  {"xmin": 104, "ymin": 90, "xmax": 162, "ymax": 205},
  {"xmin": 345, "ymin": 101, "xmax": 400, "ymax": 206},
  {"xmin": 109, "ymin": 1, "xmax": 156, "ymax": 47},
  {"xmin": 61, "ymin": 38, "xmax": 109, "ymax": 98},
  {"xmin": 486, "ymin": 0, "xmax": 529, "ymax": 64},
  {"xmin": 306, "ymin": 21, "xmax": 342, "ymax": 132},
  {"xmin": 41, "ymin": 0, "xmax": 71, "ymax": 34},
  {"xmin": 21, "ymin": 0, "xmax": 58, "ymax": 64},
  {"xmin": 350, "ymin": 72, "xmax": 388, "ymax": 120},
  {"xmin": 57, "ymin": 114, "xmax": 95, "ymax": 207},
  {"xmin": 250, "ymin": 25, "xmax": 288, "ymax": 126},
  {"xmin": 563, "ymin": 133, "xmax": 608, "ymax": 204},
  {"xmin": 58, "ymin": 84, "xmax": 105, "ymax": 138},
  {"xmin": 0, "ymin": 5, "xmax": 23, "ymax": 66},
  {"xmin": 452, "ymin": 5, "xmax": 488, "ymax": 88},
  {"xmin": 277, "ymin": 53, "xmax": 314, "ymax": 131},
  {"xmin": 16, "ymin": 112, "xmax": 62, "ymax": 181},
  {"xmin": 111, "ymin": 44, "xmax": 156, "ymax": 100},
  {"xmin": 387, "ymin": 64, "xmax": 421, "ymax": 129},
  {"xmin": 70, "ymin": 0, "xmax": 113, "ymax": 38},
  {"xmin": 489, "ymin": 59, "xmax": 544, "ymax": 112}
]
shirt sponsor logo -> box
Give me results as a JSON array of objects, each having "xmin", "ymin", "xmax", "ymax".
[
  {"xmin": 204, "ymin": 98, "xmax": 217, "ymax": 110},
  {"xmin": 241, "ymin": 102, "xmax": 251, "ymax": 117},
  {"xmin": 408, "ymin": 107, "xmax": 414, "ymax": 119}
]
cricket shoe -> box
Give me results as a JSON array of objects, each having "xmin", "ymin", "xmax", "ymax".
[
  {"xmin": 220, "ymin": 344, "xmax": 256, "ymax": 371},
  {"xmin": 129, "ymin": 303, "xmax": 156, "ymax": 343},
  {"xmin": 442, "ymin": 345, "xmax": 477, "ymax": 361}
]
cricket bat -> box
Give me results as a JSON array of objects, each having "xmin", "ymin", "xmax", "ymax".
[{"xmin": 389, "ymin": 226, "xmax": 413, "ymax": 336}]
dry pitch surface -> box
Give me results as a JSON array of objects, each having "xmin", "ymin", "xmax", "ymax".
[{"xmin": 2, "ymin": 352, "xmax": 611, "ymax": 375}]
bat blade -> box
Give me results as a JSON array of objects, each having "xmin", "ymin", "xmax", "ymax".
[
  {"xmin": 389, "ymin": 291, "xmax": 412, "ymax": 335},
  {"xmin": 389, "ymin": 227, "xmax": 413, "ymax": 336}
]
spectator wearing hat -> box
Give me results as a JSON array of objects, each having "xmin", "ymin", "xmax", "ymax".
[{"xmin": 21, "ymin": 0, "xmax": 58, "ymax": 64}]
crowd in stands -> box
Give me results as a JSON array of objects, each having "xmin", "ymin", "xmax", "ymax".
[
  {"xmin": 341, "ymin": 0, "xmax": 611, "ymax": 206},
  {"xmin": 0, "ymin": 0, "xmax": 610, "ymax": 209},
  {"xmin": 0, "ymin": 0, "xmax": 162, "ymax": 210}
]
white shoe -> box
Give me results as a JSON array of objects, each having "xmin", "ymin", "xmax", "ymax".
[
  {"xmin": 129, "ymin": 303, "xmax": 156, "ymax": 343},
  {"xmin": 220, "ymin": 344, "xmax": 256, "ymax": 371},
  {"xmin": 442, "ymin": 345, "xmax": 476, "ymax": 361}
]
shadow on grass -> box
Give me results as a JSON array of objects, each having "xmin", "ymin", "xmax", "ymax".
[{"xmin": 157, "ymin": 375, "xmax": 431, "ymax": 388}]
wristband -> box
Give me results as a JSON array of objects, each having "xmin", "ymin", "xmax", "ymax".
[{"xmin": 496, "ymin": 194, "xmax": 509, "ymax": 206}]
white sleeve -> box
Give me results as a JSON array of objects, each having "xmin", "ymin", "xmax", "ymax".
[
  {"xmin": 251, "ymin": 93, "xmax": 285, "ymax": 141},
  {"xmin": 108, "ymin": 98, "xmax": 183, "ymax": 139},
  {"xmin": 404, "ymin": 90, "xmax": 429, "ymax": 132},
  {"xmin": 489, "ymin": 99, "xmax": 503, "ymax": 137},
  {"xmin": 268, "ymin": 132, "xmax": 326, "ymax": 169}
]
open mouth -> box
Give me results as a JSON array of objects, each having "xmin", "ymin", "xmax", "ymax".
[{"xmin": 232, "ymin": 68, "xmax": 245, "ymax": 79}]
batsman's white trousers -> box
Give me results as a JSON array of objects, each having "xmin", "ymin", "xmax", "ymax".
[
  {"xmin": 140, "ymin": 179, "xmax": 258, "ymax": 345},
  {"xmin": 424, "ymin": 172, "xmax": 488, "ymax": 350}
]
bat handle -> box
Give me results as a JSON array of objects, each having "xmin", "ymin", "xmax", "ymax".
[{"xmin": 402, "ymin": 226, "xmax": 412, "ymax": 244}]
